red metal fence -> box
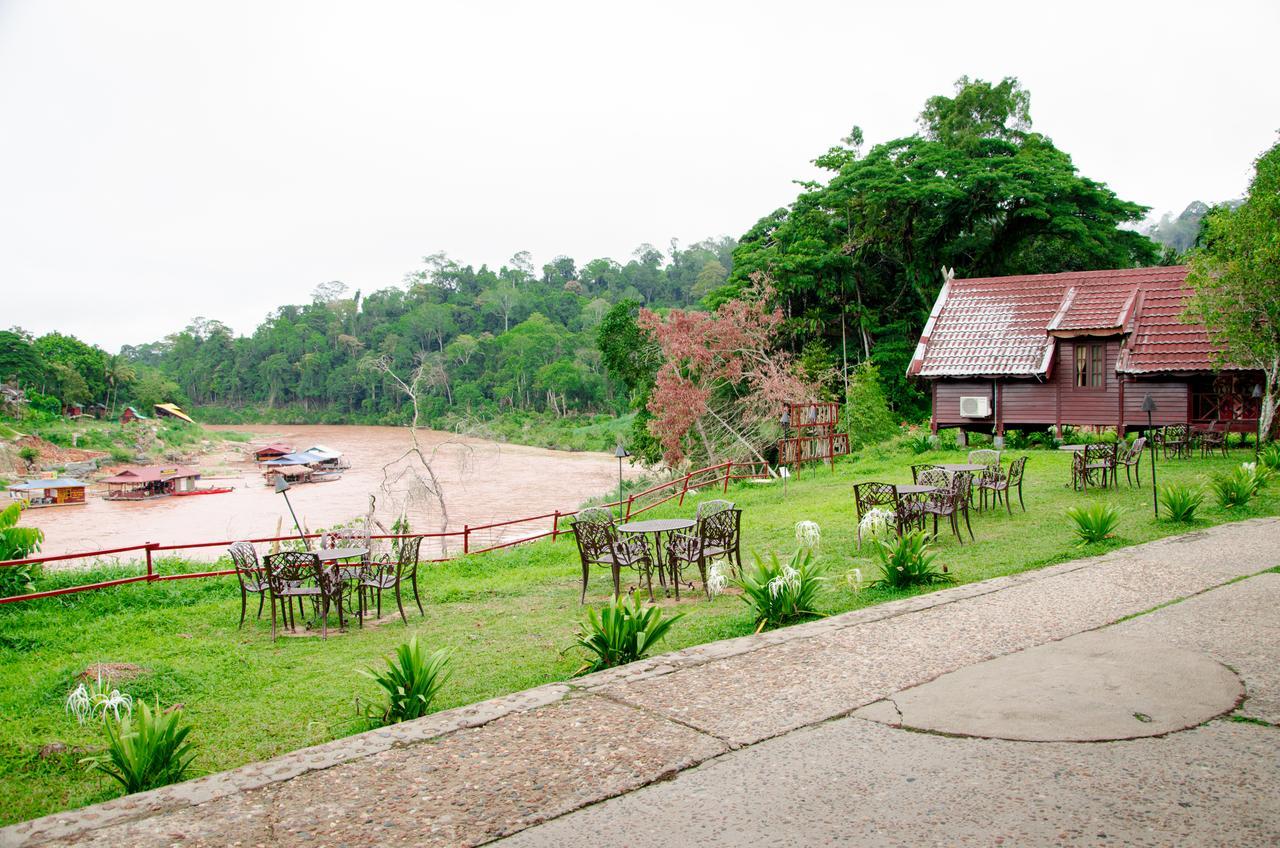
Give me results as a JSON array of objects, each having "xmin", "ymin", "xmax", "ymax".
[{"xmin": 0, "ymin": 460, "xmax": 770, "ymax": 604}]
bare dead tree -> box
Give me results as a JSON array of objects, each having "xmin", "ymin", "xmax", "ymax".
[{"xmin": 360, "ymin": 354, "xmax": 474, "ymax": 555}]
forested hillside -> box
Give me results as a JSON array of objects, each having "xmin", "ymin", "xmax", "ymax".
[{"xmin": 123, "ymin": 240, "xmax": 735, "ymax": 427}]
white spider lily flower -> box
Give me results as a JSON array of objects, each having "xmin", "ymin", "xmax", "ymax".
[
  {"xmin": 706, "ymin": 563, "xmax": 728, "ymax": 597},
  {"xmin": 795, "ymin": 521, "xmax": 821, "ymax": 548},
  {"xmin": 859, "ymin": 508, "xmax": 895, "ymax": 540}
]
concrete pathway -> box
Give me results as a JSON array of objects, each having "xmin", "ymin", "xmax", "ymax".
[{"xmin": 5, "ymin": 518, "xmax": 1279, "ymax": 847}]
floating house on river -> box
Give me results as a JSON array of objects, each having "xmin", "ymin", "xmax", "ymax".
[
  {"xmin": 102, "ymin": 465, "xmax": 200, "ymax": 500},
  {"xmin": 261, "ymin": 446, "xmax": 347, "ymax": 486},
  {"xmin": 8, "ymin": 478, "xmax": 88, "ymax": 508},
  {"xmin": 251, "ymin": 442, "xmax": 295, "ymax": 463}
]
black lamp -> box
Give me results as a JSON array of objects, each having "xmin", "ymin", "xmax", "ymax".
[
  {"xmin": 274, "ymin": 474, "xmax": 310, "ymax": 550},
  {"xmin": 614, "ymin": 444, "xmax": 630, "ymax": 519},
  {"xmin": 1141, "ymin": 394, "xmax": 1158, "ymax": 518}
]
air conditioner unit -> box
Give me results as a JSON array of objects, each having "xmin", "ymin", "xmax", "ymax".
[{"xmin": 959, "ymin": 396, "xmax": 991, "ymax": 418}]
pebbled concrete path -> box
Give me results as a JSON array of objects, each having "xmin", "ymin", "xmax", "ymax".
[{"xmin": 4, "ymin": 518, "xmax": 1279, "ymax": 847}]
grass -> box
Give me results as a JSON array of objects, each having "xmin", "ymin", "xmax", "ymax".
[{"xmin": 0, "ymin": 442, "xmax": 1276, "ymax": 823}]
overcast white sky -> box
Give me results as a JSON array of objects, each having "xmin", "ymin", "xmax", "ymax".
[{"xmin": 2, "ymin": 1, "xmax": 1277, "ymax": 351}]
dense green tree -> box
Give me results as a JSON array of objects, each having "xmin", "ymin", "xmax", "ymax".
[
  {"xmin": 727, "ymin": 76, "xmax": 1157, "ymax": 420},
  {"xmin": 0, "ymin": 330, "xmax": 42, "ymax": 386},
  {"xmin": 1184, "ymin": 138, "xmax": 1280, "ymax": 441}
]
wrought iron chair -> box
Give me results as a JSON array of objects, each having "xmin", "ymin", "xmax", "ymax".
[
  {"xmin": 1073, "ymin": 443, "xmax": 1115, "ymax": 492},
  {"xmin": 694, "ymin": 499, "xmax": 734, "ymax": 522},
  {"xmin": 1198, "ymin": 421, "xmax": 1228, "ymax": 458},
  {"xmin": 668, "ymin": 507, "xmax": 742, "ymax": 598},
  {"xmin": 358, "ymin": 535, "xmax": 423, "ymax": 625},
  {"xmin": 911, "ymin": 463, "xmax": 940, "ymax": 483},
  {"xmin": 1160, "ymin": 424, "xmax": 1191, "ymax": 459},
  {"xmin": 227, "ymin": 541, "xmax": 269, "ymax": 628},
  {"xmin": 979, "ymin": 455, "xmax": 1028, "ymax": 514},
  {"xmin": 920, "ymin": 470, "xmax": 973, "ymax": 544},
  {"xmin": 967, "ymin": 449, "xmax": 1002, "ymax": 471},
  {"xmin": 576, "ymin": 507, "xmax": 624, "ymax": 607},
  {"xmin": 854, "ymin": 482, "xmax": 912, "ymax": 548},
  {"xmin": 264, "ymin": 550, "xmax": 342, "ymax": 640},
  {"xmin": 1116, "ymin": 437, "xmax": 1147, "ymax": 486}
]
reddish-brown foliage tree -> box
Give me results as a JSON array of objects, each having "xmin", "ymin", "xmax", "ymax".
[{"xmin": 639, "ymin": 273, "xmax": 816, "ymax": 466}]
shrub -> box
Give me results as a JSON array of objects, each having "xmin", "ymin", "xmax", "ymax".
[
  {"xmin": 1260, "ymin": 443, "xmax": 1280, "ymax": 473},
  {"xmin": 361, "ymin": 637, "xmax": 451, "ymax": 725},
  {"xmin": 734, "ymin": 548, "xmax": 827, "ymax": 631},
  {"xmin": 844, "ymin": 362, "xmax": 897, "ymax": 448},
  {"xmin": 66, "ymin": 672, "xmax": 134, "ymax": 724},
  {"xmin": 1158, "ymin": 483, "xmax": 1205, "ymax": 523},
  {"xmin": 0, "ymin": 502, "xmax": 44, "ymax": 597},
  {"xmin": 82, "ymin": 701, "xmax": 197, "ymax": 795},
  {"xmin": 1212, "ymin": 464, "xmax": 1262, "ymax": 508},
  {"xmin": 906, "ymin": 431, "xmax": 935, "ymax": 454},
  {"xmin": 1065, "ymin": 502, "xmax": 1121, "ymax": 544},
  {"xmin": 871, "ymin": 531, "xmax": 952, "ymax": 589},
  {"xmin": 572, "ymin": 592, "xmax": 683, "ymax": 674}
]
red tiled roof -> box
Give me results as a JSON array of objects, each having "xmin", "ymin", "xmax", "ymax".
[
  {"xmin": 101, "ymin": 465, "xmax": 199, "ymax": 484},
  {"xmin": 908, "ymin": 266, "xmax": 1238, "ymax": 378}
]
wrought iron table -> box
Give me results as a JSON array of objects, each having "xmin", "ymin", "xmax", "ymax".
[{"xmin": 618, "ymin": 518, "xmax": 695, "ymax": 600}]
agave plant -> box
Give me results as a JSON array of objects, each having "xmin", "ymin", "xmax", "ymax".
[
  {"xmin": 1260, "ymin": 443, "xmax": 1280, "ymax": 473},
  {"xmin": 1158, "ymin": 483, "xmax": 1205, "ymax": 523},
  {"xmin": 1065, "ymin": 502, "xmax": 1121, "ymax": 544},
  {"xmin": 871, "ymin": 531, "xmax": 952, "ymax": 589},
  {"xmin": 572, "ymin": 592, "xmax": 683, "ymax": 675},
  {"xmin": 66, "ymin": 672, "xmax": 134, "ymax": 725},
  {"xmin": 1211, "ymin": 465, "xmax": 1260, "ymax": 508},
  {"xmin": 361, "ymin": 637, "xmax": 451, "ymax": 726},
  {"xmin": 734, "ymin": 548, "xmax": 827, "ymax": 631},
  {"xmin": 82, "ymin": 700, "xmax": 197, "ymax": 795}
]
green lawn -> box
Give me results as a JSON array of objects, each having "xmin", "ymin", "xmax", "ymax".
[{"xmin": 1, "ymin": 443, "xmax": 1276, "ymax": 824}]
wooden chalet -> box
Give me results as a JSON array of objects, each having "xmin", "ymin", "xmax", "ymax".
[
  {"xmin": 102, "ymin": 465, "xmax": 200, "ymax": 500},
  {"xmin": 908, "ymin": 266, "xmax": 1263, "ymax": 440},
  {"xmin": 8, "ymin": 478, "xmax": 87, "ymax": 508},
  {"xmin": 120, "ymin": 406, "xmax": 147, "ymax": 424}
]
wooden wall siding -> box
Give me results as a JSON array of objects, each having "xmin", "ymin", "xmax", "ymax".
[
  {"xmin": 1000, "ymin": 381, "xmax": 1058, "ymax": 425},
  {"xmin": 1123, "ymin": 381, "xmax": 1190, "ymax": 426},
  {"xmin": 1050, "ymin": 338, "xmax": 1123, "ymax": 425},
  {"xmin": 933, "ymin": 381, "xmax": 994, "ymax": 426}
]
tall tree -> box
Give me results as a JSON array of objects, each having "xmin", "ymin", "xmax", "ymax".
[{"xmin": 1184, "ymin": 138, "xmax": 1280, "ymax": 441}]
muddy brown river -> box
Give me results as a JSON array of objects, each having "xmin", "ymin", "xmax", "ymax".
[{"xmin": 25, "ymin": 424, "xmax": 642, "ymax": 562}]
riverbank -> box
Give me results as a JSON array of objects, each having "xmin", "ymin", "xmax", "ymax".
[{"xmin": 15, "ymin": 423, "xmax": 644, "ymax": 559}]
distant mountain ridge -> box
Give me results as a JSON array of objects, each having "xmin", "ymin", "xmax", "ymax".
[{"xmin": 1145, "ymin": 199, "xmax": 1243, "ymax": 254}]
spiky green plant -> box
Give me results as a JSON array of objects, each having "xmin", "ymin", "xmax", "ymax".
[
  {"xmin": 572, "ymin": 592, "xmax": 683, "ymax": 675},
  {"xmin": 361, "ymin": 637, "xmax": 451, "ymax": 726},
  {"xmin": 0, "ymin": 501, "xmax": 44, "ymax": 598},
  {"xmin": 871, "ymin": 530, "xmax": 952, "ymax": 589},
  {"xmin": 82, "ymin": 700, "xmax": 197, "ymax": 794},
  {"xmin": 1158, "ymin": 483, "xmax": 1205, "ymax": 523},
  {"xmin": 733, "ymin": 548, "xmax": 827, "ymax": 632},
  {"xmin": 1260, "ymin": 443, "xmax": 1280, "ymax": 473},
  {"xmin": 1065, "ymin": 502, "xmax": 1122, "ymax": 544},
  {"xmin": 1212, "ymin": 465, "xmax": 1260, "ymax": 508}
]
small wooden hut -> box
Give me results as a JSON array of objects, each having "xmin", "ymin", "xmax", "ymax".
[
  {"xmin": 101, "ymin": 466, "xmax": 200, "ymax": 500},
  {"xmin": 251, "ymin": 442, "xmax": 294, "ymax": 463},
  {"xmin": 154, "ymin": 403, "xmax": 195, "ymax": 423},
  {"xmin": 8, "ymin": 478, "xmax": 88, "ymax": 508},
  {"xmin": 120, "ymin": 406, "xmax": 147, "ymax": 424}
]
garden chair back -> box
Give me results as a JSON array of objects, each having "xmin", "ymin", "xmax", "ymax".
[
  {"xmin": 916, "ymin": 467, "xmax": 950, "ymax": 489},
  {"xmin": 694, "ymin": 499, "xmax": 734, "ymax": 522},
  {"xmin": 1118, "ymin": 437, "xmax": 1147, "ymax": 486},
  {"xmin": 668, "ymin": 507, "xmax": 742, "ymax": 598},
  {"xmin": 359, "ymin": 534, "xmax": 423, "ymax": 625},
  {"xmin": 854, "ymin": 482, "xmax": 906, "ymax": 549},
  {"xmin": 1161, "ymin": 424, "xmax": 1191, "ymax": 459},
  {"xmin": 921, "ymin": 470, "xmax": 973, "ymax": 544},
  {"xmin": 570, "ymin": 509, "xmax": 620, "ymax": 604},
  {"xmin": 1199, "ymin": 420, "xmax": 1228, "ymax": 458},
  {"xmin": 227, "ymin": 541, "xmax": 268, "ymax": 628},
  {"xmin": 263, "ymin": 550, "xmax": 340, "ymax": 640},
  {"xmin": 980, "ymin": 455, "xmax": 1028, "ymax": 513},
  {"xmin": 911, "ymin": 463, "xmax": 939, "ymax": 483},
  {"xmin": 968, "ymin": 449, "xmax": 1001, "ymax": 470},
  {"xmin": 1076, "ymin": 443, "xmax": 1115, "ymax": 491}
]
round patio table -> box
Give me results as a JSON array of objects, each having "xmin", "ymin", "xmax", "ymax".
[
  {"xmin": 1058, "ymin": 444, "xmax": 1088, "ymax": 451},
  {"xmin": 317, "ymin": 547, "xmax": 369, "ymax": 621},
  {"xmin": 894, "ymin": 484, "xmax": 939, "ymax": 495},
  {"xmin": 931, "ymin": 463, "xmax": 988, "ymax": 473},
  {"xmin": 618, "ymin": 518, "xmax": 694, "ymax": 600}
]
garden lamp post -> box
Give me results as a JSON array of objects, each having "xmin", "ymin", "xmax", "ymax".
[
  {"xmin": 274, "ymin": 474, "xmax": 310, "ymax": 549},
  {"xmin": 614, "ymin": 443, "xmax": 630, "ymax": 519},
  {"xmin": 780, "ymin": 407, "xmax": 791, "ymax": 486},
  {"xmin": 1252, "ymin": 384, "xmax": 1264, "ymax": 459},
  {"xmin": 1141, "ymin": 394, "xmax": 1158, "ymax": 518}
]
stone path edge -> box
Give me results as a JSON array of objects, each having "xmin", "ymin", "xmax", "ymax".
[{"xmin": 4, "ymin": 517, "xmax": 1277, "ymax": 848}]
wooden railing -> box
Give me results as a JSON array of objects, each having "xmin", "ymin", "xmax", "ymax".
[{"xmin": 0, "ymin": 459, "xmax": 771, "ymax": 604}]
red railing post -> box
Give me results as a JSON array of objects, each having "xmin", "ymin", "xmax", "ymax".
[
  {"xmin": 463, "ymin": 525, "xmax": 470, "ymax": 554},
  {"xmin": 552, "ymin": 511, "xmax": 560, "ymax": 540},
  {"xmin": 723, "ymin": 460, "xmax": 732, "ymax": 492},
  {"xmin": 145, "ymin": 542, "xmax": 157, "ymax": 581},
  {"xmin": 625, "ymin": 495, "xmax": 633, "ymax": 520},
  {"xmin": 678, "ymin": 472, "xmax": 691, "ymax": 506}
]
